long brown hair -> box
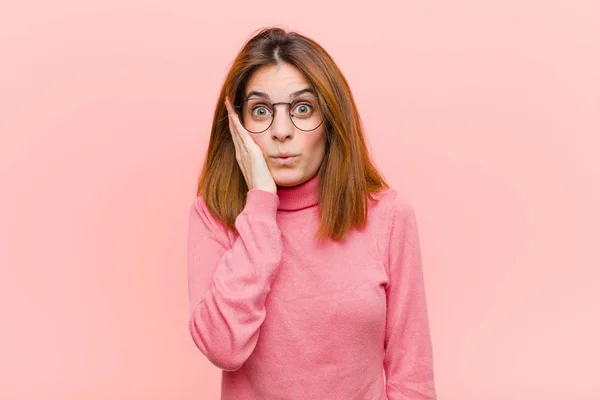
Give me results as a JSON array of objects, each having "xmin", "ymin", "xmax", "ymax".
[{"xmin": 196, "ymin": 26, "xmax": 389, "ymax": 242}]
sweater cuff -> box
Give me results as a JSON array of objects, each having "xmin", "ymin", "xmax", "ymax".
[{"xmin": 243, "ymin": 189, "xmax": 280, "ymax": 217}]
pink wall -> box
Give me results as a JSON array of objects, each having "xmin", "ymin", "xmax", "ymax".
[{"xmin": 1, "ymin": 1, "xmax": 598, "ymax": 399}]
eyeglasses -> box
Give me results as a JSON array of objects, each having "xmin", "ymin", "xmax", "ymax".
[{"xmin": 234, "ymin": 95, "xmax": 326, "ymax": 134}]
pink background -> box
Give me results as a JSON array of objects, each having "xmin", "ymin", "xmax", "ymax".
[{"xmin": 1, "ymin": 1, "xmax": 599, "ymax": 399}]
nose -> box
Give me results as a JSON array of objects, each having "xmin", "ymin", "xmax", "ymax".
[{"xmin": 270, "ymin": 103, "xmax": 294, "ymax": 141}]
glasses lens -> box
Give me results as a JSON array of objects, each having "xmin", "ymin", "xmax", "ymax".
[
  {"xmin": 240, "ymin": 99, "xmax": 272, "ymax": 133},
  {"xmin": 239, "ymin": 96, "xmax": 324, "ymax": 133},
  {"xmin": 290, "ymin": 96, "xmax": 323, "ymax": 131}
]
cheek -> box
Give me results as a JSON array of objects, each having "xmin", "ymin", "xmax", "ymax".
[
  {"xmin": 306, "ymin": 131, "xmax": 326, "ymax": 160},
  {"xmin": 250, "ymin": 136, "xmax": 268, "ymax": 154}
]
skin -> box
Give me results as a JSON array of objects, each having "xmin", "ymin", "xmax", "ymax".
[{"xmin": 239, "ymin": 63, "xmax": 327, "ymax": 188}]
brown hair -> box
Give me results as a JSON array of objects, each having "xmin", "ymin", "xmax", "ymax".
[{"xmin": 196, "ymin": 26, "xmax": 389, "ymax": 242}]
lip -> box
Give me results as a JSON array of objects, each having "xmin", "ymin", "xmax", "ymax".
[
  {"xmin": 271, "ymin": 155, "xmax": 298, "ymax": 165},
  {"xmin": 272, "ymin": 153, "xmax": 299, "ymax": 158}
]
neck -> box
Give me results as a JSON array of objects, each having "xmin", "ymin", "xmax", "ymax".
[{"xmin": 276, "ymin": 173, "xmax": 320, "ymax": 211}]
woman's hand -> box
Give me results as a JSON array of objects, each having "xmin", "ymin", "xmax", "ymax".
[{"xmin": 225, "ymin": 96, "xmax": 277, "ymax": 195}]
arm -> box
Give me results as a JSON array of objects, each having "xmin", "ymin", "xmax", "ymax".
[
  {"xmin": 187, "ymin": 189, "xmax": 282, "ymax": 371},
  {"xmin": 384, "ymin": 194, "xmax": 437, "ymax": 399}
]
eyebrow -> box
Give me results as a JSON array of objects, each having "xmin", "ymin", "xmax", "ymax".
[{"xmin": 245, "ymin": 88, "xmax": 316, "ymax": 101}]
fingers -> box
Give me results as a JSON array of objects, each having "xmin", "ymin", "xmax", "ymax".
[
  {"xmin": 225, "ymin": 96, "xmax": 251, "ymax": 151},
  {"xmin": 225, "ymin": 97, "xmax": 242, "ymax": 155},
  {"xmin": 225, "ymin": 96, "xmax": 250, "ymax": 185}
]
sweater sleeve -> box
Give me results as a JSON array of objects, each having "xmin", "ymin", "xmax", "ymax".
[
  {"xmin": 187, "ymin": 189, "xmax": 283, "ymax": 371},
  {"xmin": 383, "ymin": 194, "xmax": 437, "ymax": 399}
]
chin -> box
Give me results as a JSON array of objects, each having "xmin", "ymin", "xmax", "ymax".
[
  {"xmin": 274, "ymin": 178, "xmax": 301, "ymax": 188},
  {"xmin": 272, "ymin": 170, "xmax": 305, "ymax": 187}
]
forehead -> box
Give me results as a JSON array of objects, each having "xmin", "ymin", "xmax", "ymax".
[{"xmin": 245, "ymin": 63, "xmax": 311, "ymax": 98}]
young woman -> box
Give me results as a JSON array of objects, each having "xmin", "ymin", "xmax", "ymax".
[{"xmin": 187, "ymin": 27, "xmax": 437, "ymax": 399}]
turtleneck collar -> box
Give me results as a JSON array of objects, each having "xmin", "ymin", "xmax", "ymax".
[{"xmin": 276, "ymin": 173, "xmax": 320, "ymax": 211}]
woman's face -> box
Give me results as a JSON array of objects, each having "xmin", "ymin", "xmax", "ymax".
[{"xmin": 242, "ymin": 63, "xmax": 326, "ymax": 188}]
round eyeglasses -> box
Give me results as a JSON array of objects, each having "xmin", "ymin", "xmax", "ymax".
[{"xmin": 234, "ymin": 95, "xmax": 326, "ymax": 134}]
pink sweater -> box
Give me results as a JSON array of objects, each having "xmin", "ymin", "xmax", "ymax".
[{"xmin": 187, "ymin": 173, "xmax": 437, "ymax": 399}]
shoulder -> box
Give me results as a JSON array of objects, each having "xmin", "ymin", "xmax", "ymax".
[
  {"xmin": 376, "ymin": 189, "xmax": 421, "ymax": 280},
  {"xmin": 372, "ymin": 188, "xmax": 420, "ymax": 256},
  {"xmin": 188, "ymin": 195, "xmax": 232, "ymax": 247},
  {"xmin": 189, "ymin": 195, "xmax": 211, "ymax": 223},
  {"xmin": 370, "ymin": 187, "xmax": 417, "ymax": 222}
]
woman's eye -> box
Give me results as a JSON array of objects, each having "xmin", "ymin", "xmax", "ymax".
[
  {"xmin": 252, "ymin": 106, "xmax": 272, "ymax": 117},
  {"xmin": 293, "ymin": 103, "xmax": 313, "ymax": 115}
]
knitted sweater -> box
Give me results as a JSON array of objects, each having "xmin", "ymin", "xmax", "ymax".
[{"xmin": 187, "ymin": 173, "xmax": 437, "ymax": 399}]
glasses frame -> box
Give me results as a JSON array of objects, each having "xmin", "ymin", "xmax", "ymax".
[{"xmin": 233, "ymin": 95, "xmax": 328, "ymax": 134}]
